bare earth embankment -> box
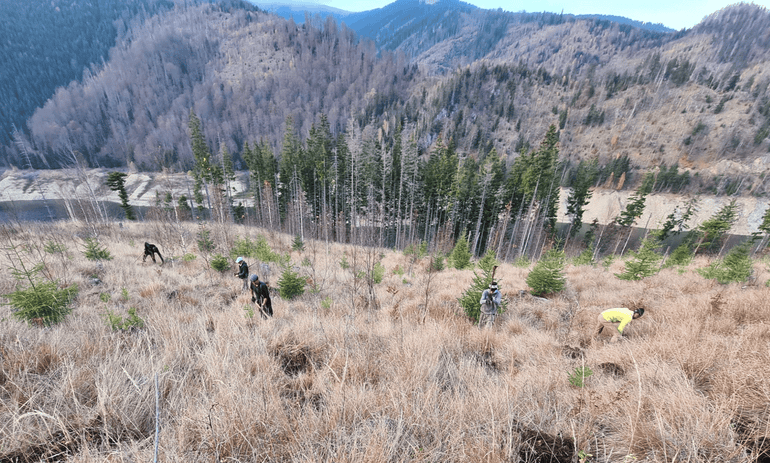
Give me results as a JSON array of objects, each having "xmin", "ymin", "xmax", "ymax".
[
  {"xmin": 0, "ymin": 219, "xmax": 769, "ymax": 462},
  {"xmin": 1, "ymin": 168, "xmax": 767, "ymax": 235}
]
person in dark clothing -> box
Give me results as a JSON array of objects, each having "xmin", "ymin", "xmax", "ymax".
[
  {"xmin": 234, "ymin": 256, "xmax": 249, "ymax": 292},
  {"xmin": 143, "ymin": 242, "xmax": 164, "ymax": 264},
  {"xmin": 250, "ymin": 274, "xmax": 272, "ymax": 318}
]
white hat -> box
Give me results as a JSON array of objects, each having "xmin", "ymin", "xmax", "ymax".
[{"xmin": 236, "ymin": 257, "xmax": 244, "ymax": 263}]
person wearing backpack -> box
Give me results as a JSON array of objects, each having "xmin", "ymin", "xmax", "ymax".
[
  {"xmin": 478, "ymin": 281, "xmax": 501, "ymax": 329},
  {"xmin": 250, "ymin": 274, "xmax": 272, "ymax": 318}
]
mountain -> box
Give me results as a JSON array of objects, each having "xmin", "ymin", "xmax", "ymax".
[
  {"xmin": 0, "ymin": 0, "xmax": 261, "ymax": 164},
  {"xmin": 0, "ymin": 0, "xmax": 177, "ymax": 156},
  {"xmin": 251, "ymin": 1, "xmax": 351, "ymax": 24},
  {"xmin": 3, "ymin": 0, "xmax": 770, "ymax": 198}
]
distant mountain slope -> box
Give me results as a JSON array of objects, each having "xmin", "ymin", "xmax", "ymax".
[
  {"xmin": 4, "ymin": 0, "xmax": 770, "ymax": 199},
  {"xmin": 0, "ymin": 0, "xmax": 178, "ymax": 158},
  {"xmin": 574, "ymin": 14, "xmax": 674, "ymax": 33},
  {"xmin": 252, "ymin": 2, "xmax": 350, "ymax": 24},
  {"xmin": 20, "ymin": 3, "xmax": 413, "ymax": 169}
]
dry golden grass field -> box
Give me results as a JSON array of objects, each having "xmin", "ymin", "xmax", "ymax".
[{"xmin": 1, "ymin": 220, "xmax": 769, "ymax": 462}]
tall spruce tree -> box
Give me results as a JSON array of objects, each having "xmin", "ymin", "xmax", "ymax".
[
  {"xmin": 188, "ymin": 109, "xmax": 213, "ymax": 219},
  {"xmin": 566, "ymin": 158, "xmax": 598, "ymax": 238},
  {"xmin": 105, "ymin": 171, "xmax": 135, "ymax": 220}
]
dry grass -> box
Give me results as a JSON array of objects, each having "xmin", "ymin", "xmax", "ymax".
[{"xmin": 1, "ymin": 220, "xmax": 769, "ymax": 462}]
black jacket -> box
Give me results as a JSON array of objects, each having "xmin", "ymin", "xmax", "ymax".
[
  {"xmin": 251, "ymin": 281, "xmax": 271, "ymax": 304},
  {"xmin": 251, "ymin": 280, "xmax": 272, "ymax": 316},
  {"xmin": 237, "ymin": 261, "xmax": 249, "ymax": 279}
]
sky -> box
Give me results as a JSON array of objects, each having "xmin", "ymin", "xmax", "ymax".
[{"xmin": 288, "ymin": 0, "xmax": 770, "ymax": 31}]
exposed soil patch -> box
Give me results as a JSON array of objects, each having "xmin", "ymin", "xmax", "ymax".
[
  {"xmin": 519, "ymin": 429, "xmax": 574, "ymax": 463},
  {"xmin": 0, "ymin": 416, "xmax": 143, "ymax": 462},
  {"xmin": 561, "ymin": 345, "xmax": 584, "ymax": 360},
  {"xmin": 598, "ymin": 362, "xmax": 625, "ymax": 376},
  {"xmin": 734, "ymin": 415, "xmax": 770, "ymax": 463},
  {"xmin": 274, "ymin": 343, "xmax": 316, "ymax": 377}
]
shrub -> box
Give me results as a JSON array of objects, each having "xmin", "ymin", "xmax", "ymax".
[
  {"xmin": 512, "ymin": 255, "xmax": 531, "ymax": 268},
  {"xmin": 697, "ymin": 241, "xmax": 754, "ymax": 284},
  {"xmin": 572, "ymin": 247, "xmax": 595, "ymax": 266},
  {"xmin": 44, "ymin": 241, "xmax": 67, "ymax": 254},
  {"xmin": 104, "ymin": 307, "xmax": 145, "ymax": 332},
  {"xmin": 292, "ymin": 234, "xmax": 305, "ymax": 252},
  {"xmin": 6, "ymin": 278, "xmax": 78, "ymax": 326},
  {"xmin": 430, "ymin": 254, "xmax": 445, "ymax": 272},
  {"xmin": 449, "ymin": 233, "xmax": 472, "ymax": 270},
  {"xmin": 243, "ymin": 304, "xmax": 255, "ymax": 319},
  {"xmin": 254, "ymin": 235, "xmax": 283, "ymax": 263},
  {"xmin": 616, "ymin": 238, "xmax": 662, "ymax": 281},
  {"xmin": 210, "ymin": 254, "xmax": 230, "ymax": 272},
  {"xmin": 568, "ymin": 366, "xmax": 593, "ymax": 388},
  {"xmin": 664, "ymin": 243, "xmax": 693, "ymax": 268},
  {"xmin": 230, "ymin": 236, "xmax": 255, "ymax": 258},
  {"xmin": 404, "ymin": 241, "xmax": 428, "ymax": 259},
  {"xmin": 278, "ymin": 266, "xmax": 306, "ymax": 300},
  {"xmin": 373, "ymin": 262, "xmax": 385, "ymax": 284},
  {"xmin": 458, "ymin": 252, "xmax": 503, "ymax": 322},
  {"xmin": 526, "ymin": 249, "xmax": 566, "ymax": 297},
  {"xmin": 197, "ymin": 228, "xmax": 216, "ymax": 253},
  {"xmin": 340, "ymin": 255, "xmax": 350, "ymax": 269},
  {"xmin": 601, "ymin": 254, "xmax": 616, "ymax": 271},
  {"xmin": 83, "ymin": 238, "xmax": 112, "ymax": 261}
]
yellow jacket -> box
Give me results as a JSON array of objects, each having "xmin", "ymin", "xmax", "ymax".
[{"xmin": 601, "ymin": 308, "xmax": 635, "ymax": 333}]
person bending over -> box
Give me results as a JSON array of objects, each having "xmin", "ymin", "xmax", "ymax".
[
  {"xmin": 250, "ymin": 274, "xmax": 273, "ymax": 318},
  {"xmin": 143, "ymin": 242, "xmax": 164, "ymax": 264},
  {"xmin": 595, "ymin": 307, "xmax": 644, "ymax": 343}
]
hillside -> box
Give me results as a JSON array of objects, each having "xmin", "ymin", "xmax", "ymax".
[
  {"xmin": 3, "ymin": 2, "xmax": 769, "ymax": 190},
  {"xmin": 1, "ymin": 220, "xmax": 769, "ymax": 461},
  {"xmin": 2, "ymin": 0, "xmax": 770, "ymax": 262},
  {"xmin": 0, "ymin": 0, "xmax": 182, "ymax": 154}
]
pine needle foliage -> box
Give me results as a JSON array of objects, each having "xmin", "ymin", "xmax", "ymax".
[
  {"xmin": 105, "ymin": 171, "xmax": 136, "ymax": 220},
  {"xmin": 3, "ymin": 252, "xmax": 78, "ymax": 326},
  {"xmin": 572, "ymin": 246, "xmax": 595, "ymax": 266},
  {"xmin": 697, "ymin": 240, "xmax": 754, "ymax": 284},
  {"xmin": 450, "ymin": 232, "xmax": 472, "ymax": 270},
  {"xmin": 664, "ymin": 243, "xmax": 694, "ymax": 268},
  {"xmin": 616, "ymin": 237, "xmax": 662, "ymax": 281},
  {"xmin": 278, "ymin": 265, "xmax": 305, "ymax": 300},
  {"xmin": 83, "ymin": 238, "xmax": 112, "ymax": 261},
  {"xmin": 292, "ymin": 234, "xmax": 305, "ymax": 252},
  {"xmin": 526, "ymin": 248, "xmax": 566, "ymax": 296},
  {"xmin": 458, "ymin": 249, "xmax": 504, "ymax": 322},
  {"xmin": 210, "ymin": 254, "xmax": 230, "ymax": 272}
]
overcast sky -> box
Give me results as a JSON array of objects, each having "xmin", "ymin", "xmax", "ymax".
[{"xmin": 278, "ymin": 0, "xmax": 769, "ymax": 31}]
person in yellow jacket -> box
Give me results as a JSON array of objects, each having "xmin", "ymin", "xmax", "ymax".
[{"xmin": 595, "ymin": 307, "xmax": 644, "ymax": 343}]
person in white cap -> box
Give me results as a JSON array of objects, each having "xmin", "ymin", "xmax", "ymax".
[
  {"xmin": 479, "ymin": 281, "xmax": 501, "ymax": 329},
  {"xmin": 234, "ymin": 256, "xmax": 249, "ymax": 292}
]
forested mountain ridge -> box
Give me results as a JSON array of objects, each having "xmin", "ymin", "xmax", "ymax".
[
  {"xmin": 4, "ymin": 1, "xmax": 770, "ymax": 199},
  {"xmin": 0, "ymin": 0, "xmax": 178, "ymax": 155}
]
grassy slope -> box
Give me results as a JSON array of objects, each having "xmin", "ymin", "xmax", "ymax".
[{"xmin": 0, "ymin": 220, "xmax": 769, "ymax": 461}]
